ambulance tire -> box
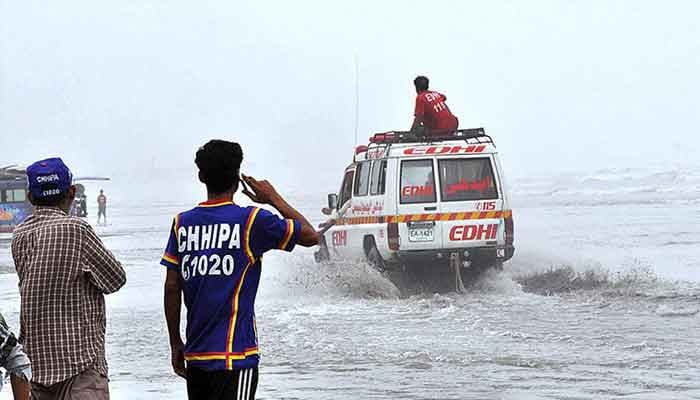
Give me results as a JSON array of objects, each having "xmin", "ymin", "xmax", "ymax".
[
  {"xmin": 492, "ymin": 261, "xmax": 504, "ymax": 271},
  {"xmin": 364, "ymin": 237, "xmax": 385, "ymax": 273},
  {"xmin": 314, "ymin": 236, "xmax": 331, "ymax": 263}
]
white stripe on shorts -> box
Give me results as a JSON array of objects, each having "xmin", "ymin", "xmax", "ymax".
[
  {"xmin": 236, "ymin": 368, "xmax": 255, "ymax": 400},
  {"xmin": 248, "ymin": 369, "xmax": 253, "ymax": 399},
  {"xmin": 247, "ymin": 369, "xmax": 252, "ymax": 400},
  {"xmin": 237, "ymin": 369, "xmax": 244, "ymax": 400}
]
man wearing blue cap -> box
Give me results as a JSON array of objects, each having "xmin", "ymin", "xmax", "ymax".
[{"xmin": 11, "ymin": 157, "xmax": 126, "ymax": 400}]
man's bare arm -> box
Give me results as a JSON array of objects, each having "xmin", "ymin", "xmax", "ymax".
[
  {"xmin": 164, "ymin": 269, "xmax": 186, "ymax": 378},
  {"xmin": 411, "ymin": 115, "xmax": 423, "ymax": 130},
  {"xmin": 10, "ymin": 374, "xmax": 30, "ymax": 400},
  {"xmin": 241, "ymin": 175, "xmax": 320, "ymax": 247},
  {"xmin": 0, "ymin": 314, "xmax": 31, "ymax": 400}
]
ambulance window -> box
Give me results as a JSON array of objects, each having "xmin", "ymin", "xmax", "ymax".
[
  {"xmin": 370, "ymin": 160, "xmax": 387, "ymax": 196},
  {"xmin": 353, "ymin": 161, "xmax": 371, "ymax": 197},
  {"xmin": 400, "ymin": 160, "xmax": 436, "ymax": 204},
  {"xmin": 438, "ymin": 158, "xmax": 498, "ymax": 202},
  {"xmin": 339, "ymin": 170, "xmax": 354, "ymax": 208}
]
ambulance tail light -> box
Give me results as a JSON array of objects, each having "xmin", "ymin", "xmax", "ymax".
[
  {"xmin": 387, "ymin": 222, "xmax": 400, "ymax": 250},
  {"xmin": 504, "ymin": 212, "xmax": 514, "ymax": 246}
]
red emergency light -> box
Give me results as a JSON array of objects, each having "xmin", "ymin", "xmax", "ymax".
[
  {"xmin": 355, "ymin": 145, "xmax": 369, "ymax": 155},
  {"xmin": 369, "ymin": 132, "xmax": 397, "ymax": 143}
]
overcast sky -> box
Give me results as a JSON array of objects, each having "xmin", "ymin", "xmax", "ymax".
[{"xmin": 1, "ymin": 1, "xmax": 699, "ymax": 196}]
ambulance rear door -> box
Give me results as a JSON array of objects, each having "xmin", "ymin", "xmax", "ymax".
[
  {"xmin": 436, "ymin": 155, "xmax": 504, "ymax": 249},
  {"xmin": 395, "ymin": 158, "xmax": 443, "ymax": 250}
]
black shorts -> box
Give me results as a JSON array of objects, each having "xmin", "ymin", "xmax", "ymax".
[{"xmin": 187, "ymin": 366, "xmax": 258, "ymax": 400}]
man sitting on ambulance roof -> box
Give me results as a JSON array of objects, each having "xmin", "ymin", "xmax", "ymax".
[{"xmin": 410, "ymin": 75, "xmax": 459, "ymax": 136}]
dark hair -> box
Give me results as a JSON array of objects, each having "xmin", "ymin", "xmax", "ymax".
[
  {"xmin": 414, "ymin": 76, "xmax": 429, "ymax": 91},
  {"xmin": 195, "ymin": 140, "xmax": 244, "ymax": 195},
  {"xmin": 30, "ymin": 185, "xmax": 69, "ymax": 207}
]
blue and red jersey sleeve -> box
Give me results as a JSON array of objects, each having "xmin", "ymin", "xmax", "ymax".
[
  {"xmin": 244, "ymin": 208, "xmax": 301, "ymax": 261},
  {"xmin": 160, "ymin": 216, "xmax": 180, "ymax": 270}
]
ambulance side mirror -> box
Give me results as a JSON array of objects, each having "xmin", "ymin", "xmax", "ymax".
[{"xmin": 327, "ymin": 194, "xmax": 339, "ymax": 210}]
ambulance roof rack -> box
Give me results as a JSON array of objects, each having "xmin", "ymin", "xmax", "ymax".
[
  {"xmin": 367, "ymin": 128, "xmax": 494, "ymax": 146},
  {"xmin": 355, "ymin": 128, "xmax": 496, "ymax": 162}
]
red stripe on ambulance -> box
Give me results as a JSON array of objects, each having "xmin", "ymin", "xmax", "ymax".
[{"xmin": 403, "ymin": 145, "xmax": 486, "ymax": 156}]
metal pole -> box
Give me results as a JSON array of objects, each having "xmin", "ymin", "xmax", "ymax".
[{"xmin": 354, "ymin": 54, "xmax": 359, "ymax": 146}]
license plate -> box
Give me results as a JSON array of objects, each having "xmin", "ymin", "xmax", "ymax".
[{"xmin": 408, "ymin": 222, "xmax": 434, "ymax": 242}]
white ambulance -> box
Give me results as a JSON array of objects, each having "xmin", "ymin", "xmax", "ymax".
[{"xmin": 315, "ymin": 128, "xmax": 515, "ymax": 291}]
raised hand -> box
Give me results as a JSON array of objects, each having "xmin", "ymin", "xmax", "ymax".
[{"xmin": 241, "ymin": 174, "xmax": 281, "ymax": 205}]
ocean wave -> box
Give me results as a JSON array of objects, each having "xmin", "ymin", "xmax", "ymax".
[
  {"xmin": 655, "ymin": 305, "xmax": 699, "ymax": 317},
  {"xmin": 660, "ymin": 240, "xmax": 700, "ymax": 247},
  {"xmin": 511, "ymin": 166, "xmax": 700, "ymax": 207}
]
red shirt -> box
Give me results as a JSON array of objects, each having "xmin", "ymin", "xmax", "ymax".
[
  {"xmin": 97, "ymin": 194, "xmax": 107, "ymax": 206},
  {"xmin": 414, "ymin": 90, "xmax": 458, "ymax": 131}
]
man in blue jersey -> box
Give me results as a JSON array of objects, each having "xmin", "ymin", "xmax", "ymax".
[{"xmin": 161, "ymin": 140, "xmax": 320, "ymax": 400}]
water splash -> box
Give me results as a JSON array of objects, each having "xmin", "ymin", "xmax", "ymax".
[
  {"xmin": 515, "ymin": 265, "xmax": 610, "ymax": 295},
  {"xmin": 268, "ymin": 252, "xmax": 401, "ymax": 299}
]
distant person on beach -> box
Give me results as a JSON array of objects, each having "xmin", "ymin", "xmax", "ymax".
[
  {"xmin": 97, "ymin": 189, "xmax": 107, "ymax": 225},
  {"xmin": 161, "ymin": 140, "xmax": 319, "ymax": 400},
  {"xmin": 410, "ymin": 75, "xmax": 459, "ymax": 136},
  {"xmin": 0, "ymin": 311, "xmax": 31, "ymax": 400},
  {"xmin": 11, "ymin": 158, "xmax": 126, "ymax": 400}
]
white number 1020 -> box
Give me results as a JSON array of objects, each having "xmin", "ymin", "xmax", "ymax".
[{"xmin": 181, "ymin": 254, "xmax": 236, "ymax": 280}]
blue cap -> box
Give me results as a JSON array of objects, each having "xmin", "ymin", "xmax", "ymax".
[{"xmin": 26, "ymin": 158, "xmax": 73, "ymax": 199}]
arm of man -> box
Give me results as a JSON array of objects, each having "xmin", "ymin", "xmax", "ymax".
[
  {"xmin": 83, "ymin": 224, "xmax": 127, "ymax": 294},
  {"xmin": 411, "ymin": 116, "xmax": 424, "ymax": 130},
  {"xmin": 163, "ymin": 269, "xmax": 186, "ymax": 378},
  {"xmin": 269, "ymin": 195, "xmax": 319, "ymax": 247},
  {"xmin": 0, "ymin": 313, "xmax": 31, "ymax": 400},
  {"xmin": 10, "ymin": 374, "xmax": 30, "ymax": 400},
  {"xmin": 412, "ymin": 95, "xmax": 425, "ymax": 130},
  {"xmin": 242, "ymin": 175, "xmax": 319, "ymax": 247},
  {"xmin": 160, "ymin": 217, "xmax": 186, "ymax": 378},
  {"xmin": 10, "ymin": 238, "xmax": 24, "ymax": 284}
]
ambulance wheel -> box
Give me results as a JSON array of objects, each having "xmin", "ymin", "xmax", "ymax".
[
  {"xmin": 314, "ymin": 237, "xmax": 330, "ymax": 263},
  {"xmin": 364, "ymin": 237, "xmax": 385, "ymax": 272},
  {"xmin": 492, "ymin": 261, "xmax": 504, "ymax": 271}
]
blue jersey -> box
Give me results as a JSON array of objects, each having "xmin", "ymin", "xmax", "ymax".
[{"xmin": 160, "ymin": 200, "xmax": 300, "ymax": 370}]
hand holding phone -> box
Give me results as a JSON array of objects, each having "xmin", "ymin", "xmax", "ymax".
[{"xmin": 240, "ymin": 174, "xmax": 281, "ymax": 205}]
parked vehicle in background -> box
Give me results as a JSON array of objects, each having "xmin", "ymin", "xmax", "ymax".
[
  {"xmin": 0, "ymin": 165, "xmax": 108, "ymax": 233},
  {"xmin": 0, "ymin": 166, "xmax": 32, "ymax": 233}
]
